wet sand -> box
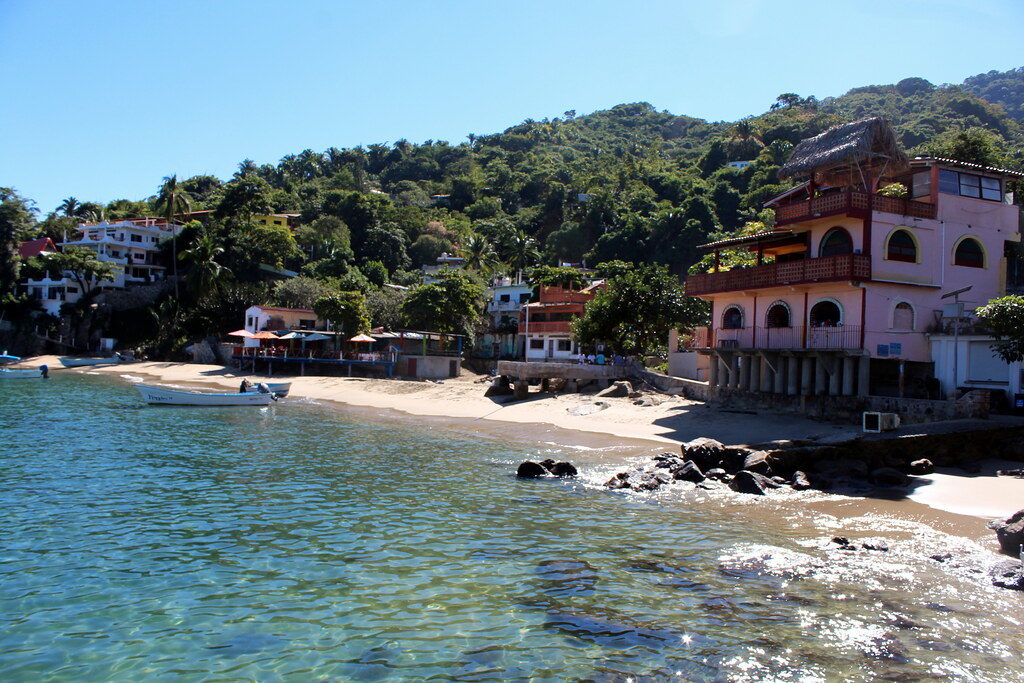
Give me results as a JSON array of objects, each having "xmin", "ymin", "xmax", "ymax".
[{"xmin": 21, "ymin": 356, "xmax": 1024, "ymax": 527}]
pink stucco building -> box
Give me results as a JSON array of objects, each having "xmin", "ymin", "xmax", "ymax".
[{"xmin": 684, "ymin": 117, "xmax": 1023, "ymax": 398}]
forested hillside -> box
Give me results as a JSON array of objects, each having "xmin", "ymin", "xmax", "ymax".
[{"xmin": 2, "ymin": 67, "xmax": 1023, "ymax": 352}]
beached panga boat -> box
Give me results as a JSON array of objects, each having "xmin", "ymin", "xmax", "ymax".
[
  {"xmin": 60, "ymin": 356, "xmax": 122, "ymax": 368},
  {"xmin": 245, "ymin": 381, "xmax": 291, "ymax": 397},
  {"xmin": 0, "ymin": 351, "xmax": 20, "ymax": 365},
  {"xmin": 134, "ymin": 384, "xmax": 276, "ymax": 406},
  {"xmin": 0, "ymin": 367, "xmax": 48, "ymax": 378}
]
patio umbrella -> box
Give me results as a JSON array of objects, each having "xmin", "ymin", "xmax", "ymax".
[
  {"xmin": 348, "ymin": 334, "xmax": 376, "ymax": 342},
  {"xmin": 252, "ymin": 331, "xmax": 279, "ymax": 340},
  {"xmin": 303, "ymin": 333, "xmax": 330, "ymax": 342},
  {"xmin": 276, "ymin": 332, "xmax": 303, "ymax": 339},
  {"xmin": 227, "ymin": 329, "xmax": 254, "ymax": 338}
]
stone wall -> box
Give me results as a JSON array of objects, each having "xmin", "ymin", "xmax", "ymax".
[
  {"xmin": 709, "ymin": 386, "xmax": 988, "ymax": 424},
  {"xmin": 632, "ymin": 368, "xmax": 710, "ymax": 402}
]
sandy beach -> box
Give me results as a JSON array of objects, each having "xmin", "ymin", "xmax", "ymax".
[{"xmin": 19, "ymin": 356, "xmax": 1024, "ymax": 523}]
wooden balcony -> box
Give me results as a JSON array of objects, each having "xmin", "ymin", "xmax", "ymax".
[
  {"xmin": 774, "ymin": 190, "xmax": 936, "ymax": 227},
  {"xmin": 685, "ymin": 253, "xmax": 871, "ymax": 296},
  {"xmin": 520, "ymin": 320, "xmax": 573, "ymax": 334},
  {"xmin": 686, "ymin": 325, "xmax": 862, "ymax": 351}
]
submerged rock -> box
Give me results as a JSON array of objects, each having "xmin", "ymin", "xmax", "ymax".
[
  {"xmin": 908, "ymin": 458, "xmax": 934, "ymax": 475},
  {"xmin": 548, "ymin": 461, "xmax": 578, "ymax": 478},
  {"xmin": 604, "ymin": 472, "xmax": 631, "ymax": 490},
  {"xmin": 742, "ymin": 450, "xmax": 771, "ymax": 475},
  {"xmin": 729, "ymin": 470, "xmax": 780, "ymax": 495},
  {"xmin": 705, "ymin": 468, "xmax": 728, "ymax": 481},
  {"xmin": 517, "ymin": 461, "xmax": 549, "ymax": 478},
  {"xmin": 989, "ymin": 559, "xmax": 1024, "ymax": 591},
  {"xmin": 791, "ymin": 470, "xmax": 812, "ymax": 490},
  {"xmin": 988, "ymin": 509, "xmax": 1024, "ymax": 556}
]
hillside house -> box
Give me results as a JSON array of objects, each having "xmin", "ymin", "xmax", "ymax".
[{"xmin": 519, "ymin": 281, "xmax": 604, "ymax": 361}]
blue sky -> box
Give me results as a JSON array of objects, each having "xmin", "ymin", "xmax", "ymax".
[{"xmin": 1, "ymin": 0, "xmax": 1022, "ymax": 214}]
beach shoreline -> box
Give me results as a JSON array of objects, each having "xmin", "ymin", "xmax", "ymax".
[{"xmin": 21, "ymin": 356, "xmax": 1024, "ymax": 527}]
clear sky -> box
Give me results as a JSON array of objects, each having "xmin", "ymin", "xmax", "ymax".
[{"xmin": 1, "ymin": 0, "xmax": 1022, "ymax": 214}]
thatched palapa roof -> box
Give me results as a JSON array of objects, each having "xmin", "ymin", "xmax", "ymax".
[{"xmin": 779, "ymin": 117, "xmax": 908, "ymax": 180}]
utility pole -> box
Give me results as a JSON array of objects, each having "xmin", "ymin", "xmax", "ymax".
[{"xmin": 940, "ymin": 285, "xmax": 973, "ymax": 399}]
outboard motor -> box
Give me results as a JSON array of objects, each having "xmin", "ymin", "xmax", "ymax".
[{"xmin": 40, "ymin": 365, "xmax": 49, "ymax": 379}]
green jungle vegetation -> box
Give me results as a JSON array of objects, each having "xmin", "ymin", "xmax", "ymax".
[{"xmin": 2, "ymin": 67, "xmax": 1023, "ymax": 357}]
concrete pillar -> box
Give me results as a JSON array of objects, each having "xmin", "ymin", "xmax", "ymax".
[
  {"xmin": 773, "ymin": 355, "xmax": 785, "ymax": 394},
  {"xmin": 565, "ymin": 379, "xmax": 579, "ymax": 393},
  {"xmin": 709, "ymin": 354, "xmax": 719, "ymax": 387},
  {"xmin": 514, "ymin": 380, "xmax": 529, "ymax": 400},
  {"xmin": 787, "ymin": 356, "xmax": 799, "ymax": 396},
  {"xmin": 759, "ymin": 355, "xmax": 771, "ymax": 393},
  {"xmin": 857, "ymin": 356, "xmax": 871, "ymax": 397},
  {"xmin": 828, "ymin": 357, "xmax": 841, "ymax": 396},
  {"xmin": 801, "ymin": 356, "xmax": 814, "ymax": 396},
  {"xmin": 748, "ymin": 355, "xmax": 761, "ymax": 392},
  {"xmin": 842, "ymin": 357, "xmax": 855, "ymax": 396},
  {"xmin": 814, "ymin": 357, "xmax": 827, "ymax": 395},
  {"xmin": 728, "ymin": 354, "xmax": 740, "ymax": 389},
  {"xmin": 739, "ymin": 354, "xmax": 751, "ymax": 391},
  {"xmin": 540, "ymin": 378, "xmax": 550, "ymax": 393}
]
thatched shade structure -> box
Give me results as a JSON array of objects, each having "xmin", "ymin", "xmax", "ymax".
[{"xmin": 779, "ymin": 117, "xmax": 909, "ymax": 188}]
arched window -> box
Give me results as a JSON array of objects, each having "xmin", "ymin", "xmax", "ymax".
[
  {"xmin": 819, "ymin": 227, "xmax": 853, "ymax": 257},
  {"xmin": 892, "ymin": 302, "xmax": 914, "ymax": 330},
  {"xmin": 765, "ymin": 302, "xmax": 791, "ymax": 328},
  {"xmin": 722, "ymin": 306, "xmax": 744, "ymax": 329},
  {"xmin": 809, "ymin": 300, "xmax": 842, "ymax": 327},
  {"xmin": 886, "ymin": 229, "xmax": 918, "ymax": 263},
  {"xmin": 954, "ymin": 237, "xmax": 985, "ymax": 268}
]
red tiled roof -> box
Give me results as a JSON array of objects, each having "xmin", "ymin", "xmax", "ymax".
[{"xmin": 19, "ymin": 237, "xmax": 57, "ymax": 259}]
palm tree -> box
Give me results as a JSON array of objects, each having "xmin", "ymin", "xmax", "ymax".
[
  {"xmin": 57, "ymin": 197, "xmax": 81, "ymax": 218},
  {"xmin": 179, "ymin": 231, "xmax": 228, "ymax": 300},
  {"xmin": 156, "ymin": 175, "xmax": 191, "ymax": 298},
  {"xmin": 505, "ymin": 230, "xmax": 540, "ymax": 284},
  {"xmin": 459, "ymin": 234, "xmax": 498, "ymax": 273}
]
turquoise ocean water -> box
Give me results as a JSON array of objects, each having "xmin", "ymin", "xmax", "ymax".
[{"xmin": 1, "ymin": 373, "xmax": 1022, "ymax": 681}]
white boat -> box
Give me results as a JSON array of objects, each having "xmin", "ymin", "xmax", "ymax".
[
  {"xmin": 0, "ymin": 368, "xmax": 47, "ymax": 378},
  {"xmin": 245, "ymin": 381, "xmax": 291, "ymax": 397},
  {"xmin": 134, "ymin": 384, "xmax": 276, "ymax": 406},
  {"xmin": 60, "ymin": 356, "xmax": 122, "ymax": 368},
  {"xmin": 0, "ymin": 352, "xmax": 20, "ymax": 365}
]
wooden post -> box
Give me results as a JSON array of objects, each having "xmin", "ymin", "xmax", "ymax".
[{"xmin": 713, "ymin": 250, "xmax": 720, "ymax": 272}]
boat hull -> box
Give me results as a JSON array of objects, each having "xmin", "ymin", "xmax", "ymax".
[
  {"xmin": 134, "ymin": 384, "xmax": 275, "ymax": 406},
  {"xmin": 245, "ymin": 382, "xmax": 291, "ymax": 397},
  {"xmin": 60, "ymin": 357, "xmax": 121, "ymax": 368}
]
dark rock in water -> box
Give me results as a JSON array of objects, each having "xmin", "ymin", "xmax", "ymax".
[
  {"xmin": 987, "ymin": 509, "xmax": 1024, "ymax": 556},
  {"xmin": 672, "ymin": 461, "xmax": 705, "ymax": 483},
  {"xmin": 543, "ymin": 609, "xmax": 680, "ymax": 648},
  {"xmin": 908, "ymin": 458, "xmax": 934, "ymax": 475},
  {"xmin": 989, "ymin": 559, "xmax": 1024, "ymax": 591},
  {"xmin": 861, "ymin": 540, "xmax": 889, "ymax": 552},
  {"xmin": 535, "ymin": 559, "xmax": 598, "ymax": 596},
  {"xmin": 930, "ymin": 553, "xmax": 954, "ymax": 563},
  {"xmin": 831, "ymin": 536, "xmax": 858, "ymax": 551},
  {"xmin": 604, "ymin": 472, "xmax": 631, "ymax": 490},
  {"xmin": 636, "ymin": 470, "xmax": 672, "ymax": 492},
  {"xmin": 681, "ymin": 437, "xmax": 726, "ymax": 470},
  {"xmin": 654, "ymin": 452, "xmax": 681, "ymax": 469},
  {"xmin": 540, "ymin": 458, "xmax": 556, "ymax": 471},
  {"xmin": 706, "ymin": 468, "xmax": 728, "ymax": 480},
  {"xmin": 517, "ymin": 461, "xmax": 549, "ymax": 478},
  {"xmin": 870, "ymin": 467, "xmax": 910, "ymax": 487},
  {"xmin": 729, "ymin": 470, "xmax": 780, "ymax": 495},
  {"xmin": 770, "ymin": 475, "xmax": 787, "ymax": 485},
  {"xmin": 548, "ymin": 461, "xmax": 578, "ymax": 477},
  {"xmin": 997, "ymin": 468, "xmax": 1024, "ymax": 477},
  {"xmin": 742, "ymin": 450, "xmax": 771, "ymax": 475},
  {"xmin": 810, "ymin": 473, "xmax": 833, "ymax": 490},
  {"xmin": 791, "ymin": 471, "xmax": 811, "ymax": 490}
]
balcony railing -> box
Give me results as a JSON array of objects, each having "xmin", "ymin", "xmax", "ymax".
[
  {"xmin": 774, "ymin": 190, "xmax": 936, "ymax": 227},
  {"xmin": 520, "ymin": 320, "xmax": 573, "ymax": 334},
  {"xmin": 688, "ymin": 325, "xmax": 862, "ymax": 351},
  {"xmin": 685, "ymin": 253, "xmax": 871, "ymax": 296}
]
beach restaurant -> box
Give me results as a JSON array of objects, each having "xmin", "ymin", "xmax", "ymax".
[{"xmin": 232, "ymin": 306, "xmax": 465, "ymax": 379}]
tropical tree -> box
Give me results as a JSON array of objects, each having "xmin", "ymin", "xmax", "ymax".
[
  {"xmin": 401, "ymin": 269, "xmax": 484, "ymax": 338},
  {"xmin": 57, "ymin": 196, "xmax": 82, "ymax": 218},
  {"xmin": 529, "ymin": 264, "xmax": 588, "ymax": 290},
  {"xmin": 503, "ymin": 230, "xmax": 540, "ymax": 284},
  {"xmin": 0, "ymin": 187, "xmax": 36, "ymax": 298},
  {"xmin": 459, "ymin": 234, "xmax": 498, "ymax": 272},
  {"xmin": 572, "ymin": 263, "xmax": 706, "ymax": 356},
  {"xmin": 273, "ymin": 277, "xmax": 335, "ymax": 309},
  {"xmin": 314, "ymin": 292, "xmax": 370, "ymax": 349},
  {"xmin": 155, "ymin": 175, "xmax": 192, "ymax": 298},
  {"xmin": 976, "ymin": 296, "xmax": 1024, "ymax": 362},
  {"xmin": 179, "ymin": 230, "xmax": 229, "ymax": 300},
  {"xmin": 47, "ymin": 247, "xmax": 118, "ymax": 296}
]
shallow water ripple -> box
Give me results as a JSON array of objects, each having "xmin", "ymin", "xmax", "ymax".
[{"xmin": 1, "ymin": 374, "xmax": 1022, "ymax": 681}]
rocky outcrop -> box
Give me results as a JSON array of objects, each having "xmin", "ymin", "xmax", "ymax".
[
  {"xmin": 729, "ymin": 470, "xmax": 780, "ymax": 496},
  {"xmin": 681, "ymin": 437, "xmax": 727, "ymax": 470},
  {"xmin": 870, "ymin": 467, "xmax": 910, "ymax": 487},
  {"xmin": 517, "ymin": 459, "xmax": 578, "ymax": 478},
  {"xmin": 791, "ymin": 471, "xmax": 811, "ymax": 490},
  {"xmin": 596, "ymin": 381, "xmax": 633, "ymax": 398},
  {"xmin": 989, "ymin": 559, "xmax": 1024, "ymax": 591},
  {"xmin": 672, "ymin": 461, "xmax": 705, "ymax": 483},
  {"xmin": 517, "ymin": 460, "xmax": 549, "ymax": 478},
  {"xmin": 988, "ymin": 509, "xmax": 1024, "ymax": 557},
  {"xmin": 548, "ymin": 461, "xmax": 578, "ymax": 477},
  {"xmin": 908, "ymin": 458, "xmax": 934, "ymax": 475}
]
